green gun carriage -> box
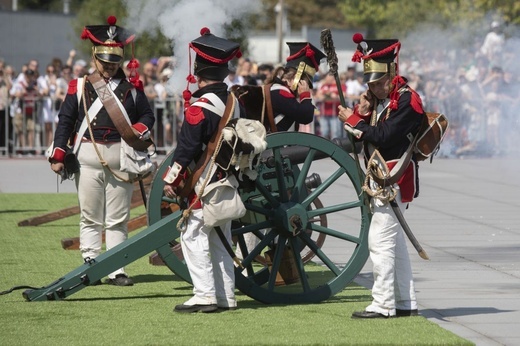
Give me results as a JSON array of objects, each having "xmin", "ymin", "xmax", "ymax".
[{"xmin": 23, "ymin": 132, "xmax": 370, "ymax": 304}]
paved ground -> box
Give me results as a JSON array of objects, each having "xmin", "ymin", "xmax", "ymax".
[
  {"xmin": 1, "ymin": 152, "xmax": 519, "ymax": 346},
  {"xmin": 355, "ymin": 156, "xmax": 520, "ymax": 346}
]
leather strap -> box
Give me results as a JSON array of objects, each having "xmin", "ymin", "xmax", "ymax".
[
  {"xmin": 178, "ymin": 94, "xmax": 237, "ymax": 198},
  {"xmin": 369, "ymin": 114, "xmax": 427, "ymax": 187},
  {"xmin": 263, "ymin": 83, "xmax": 277, "ymax": 133},
  {"xmin": 87, "ymin": 73, "xmax": 151, "ymax": 152}
]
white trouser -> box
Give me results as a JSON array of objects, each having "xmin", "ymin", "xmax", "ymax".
[
  {"xmin": 76, "ymin": 141, "xmax": 134, "ymax": 279},
  {"xmin": 181, "ymin": 209, "xmax": 236, "ymax": 307},
  {"xmin": 366, "ymin": 191, "xmax": 417, "ymax": 316}
]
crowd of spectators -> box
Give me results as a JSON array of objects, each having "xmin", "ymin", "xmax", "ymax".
[
  {"xmin": 1, "ymin": 21, "xmax": 518, "ymax": 158},
  {"xmin": 0, "ymin": 51, "xmax": 82, "ymax": 157},
  {"xmin": 397, "ymin": 21, "xmax": 519, "ymax": 158}
]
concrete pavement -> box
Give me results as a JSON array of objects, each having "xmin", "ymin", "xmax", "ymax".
[
  {"xmin": 1, "ymin": 152, "xmax": 519, "ymax": 346},
  {"xmin": 356, "ymin": 156, "xmax": 520, "ymax": 346}
]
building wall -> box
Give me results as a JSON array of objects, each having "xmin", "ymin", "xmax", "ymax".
[{"xmin": 0, "ymin": 11, "xmax": 77, "ymax": 73}]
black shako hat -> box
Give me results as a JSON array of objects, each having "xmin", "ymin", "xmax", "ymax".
[
  {"xmin": 81, "ymin": 15, "xmax": 135, "ymax": 64},
  {"xmin": 285, "ymin": 42, "xmax": 326, "ymax": 90},
  {"xmin": 189, "ymin": 27, "xmax": 242, "ymax": 81},
  {"xmin": 351, "ymin": 33, "xmax": 400, "ymax": 84}
]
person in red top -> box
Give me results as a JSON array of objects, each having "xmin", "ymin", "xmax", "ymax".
[
  {"xmin": 315, "ymin": 72, "xmax": 346, "ymax": 139},
  {"xmin": 338, "ymin": 34, "xmax": 425, "ymax": 319}
]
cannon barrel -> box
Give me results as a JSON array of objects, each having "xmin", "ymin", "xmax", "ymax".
[{"xmin": 260, "ymin": 137, "xmax": 362, "ymax": 168}]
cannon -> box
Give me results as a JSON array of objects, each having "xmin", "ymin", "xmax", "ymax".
[{"xmin": 23, "ymin": 132, "xmax": 370, "ymax": 304}]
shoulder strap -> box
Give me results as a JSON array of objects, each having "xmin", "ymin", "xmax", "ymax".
[
  {"xmin": 178, "ymin": 94, "xmax": 237, "ymax": 198},
  {"xmin": 263, "ymin": 83, "xmax": 277, "ymax": 133},
  {"xmin": 271, "ymin": 84, "xmax": 289, "ymax": 92},
  {"xmin": 76, "ymin": 77, "xmax": 84, "ymax": 102},
  {"xmin": 369, "ymin": 116, "xmax": 425, "ymax": 187},
  {"xmin": 87, "ymin": 73, "xmax": 151, "ymax": 151},
  {"xmin": 192, "ymin": 92, "xmax": 226, "ymax": 115}
]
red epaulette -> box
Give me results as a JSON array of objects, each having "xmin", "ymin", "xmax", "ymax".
[
  {"xmin": 67, "ymin": 79, "xmax": 78, "ymax": 95},
  {"xmin": 410, "ymin": 90, "xmax": 424, "ymax": 114},
  {"xmin": 278, "ymin": 89, "xmax": 295, "ymax": 99},
  {"xmin": 185, "ymin": 99, "xmax": 207, "ymax": 125}
]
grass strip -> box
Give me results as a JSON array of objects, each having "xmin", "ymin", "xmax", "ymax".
[{"xmin": 0, "ymin": 193, "xmax": 472, "ymax": 345}]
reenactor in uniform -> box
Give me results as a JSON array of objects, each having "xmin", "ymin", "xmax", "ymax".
[
  {"xmin": 267, "ymin": 42, "xmax": 326, "ymax": 132},
  {"xmin": 49, "ymin": 16, "xmax": 155, "ymax": 286},
  {"xmin": 162, "ymin": 28, "xmax": 244, "ymax": 313},
  {"xmin": 338, "ymin": 34, "xmax": 425, "ymax": 318}
]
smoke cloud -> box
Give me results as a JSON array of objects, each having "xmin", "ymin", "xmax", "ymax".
[
  {"xmin": 398, "ymin": 18, "xmax": 520, "ymax": 158},
  {"xmin": 124, "ymin": 0, "xmax": 261, "ymax": 94}
]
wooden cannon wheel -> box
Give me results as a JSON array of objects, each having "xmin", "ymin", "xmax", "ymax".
[{"xmin": 147, "ymin": 132, "xmax": 370, "ymax": 304}]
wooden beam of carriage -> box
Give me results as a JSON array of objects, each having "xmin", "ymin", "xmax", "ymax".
[
  {"xmin": 60, "ymin": 213, "xmax": 149, "ymax": 250},
  {"xmin": 17, "ymin": 174, "xmax": 154, "ymax": 227},
  {"xmin": 60, "ymin": 195, "xmax": 181, "ymax": 251},
  {"xmin": 59, "ymin": 193, "xmax": 153, "ymax": 250}
]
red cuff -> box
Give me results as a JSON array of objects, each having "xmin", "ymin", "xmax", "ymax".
[
  {"xmin": 354, "ymin": 104, "xmax": 372, "ymax": 121},
  {"xmin": 299, "ymin": 91, "xmax": 311, "ymax": 102},
  {"xmin": 48, "ymin": 147, "xmax": 66, "ymax": 163},
  {"xmin": 162, "ymin": 166, "xmax": 187, "ymax": 187},
  {"xmin": 132, "ymin": 122, "xmax": 149, "ymax": 135},
  {"xmin": 300, "ymin": 91, "xmax": 311, "ymax": 102},
  {"xmin": 345, "ymin": 113, "xmax": 365, "ymax": 128}
]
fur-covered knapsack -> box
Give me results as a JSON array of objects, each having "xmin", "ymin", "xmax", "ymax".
[
  {"xmin": 192, "ymin": 92, "xmax": 268, "ymax": 180},
  {"xmin": 216, "ymin": 118, "xmax": 268, "ymax": 180}
]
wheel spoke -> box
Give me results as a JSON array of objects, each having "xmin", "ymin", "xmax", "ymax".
[
  {"xmin": 291, "ymin": 148, "xmax": 317, "ymax": 202},
  {"xmin": 240, "ymin": 230, "xmax": 277, "ymax": 268},
  {"xmin": 267, "ymin": 235, "xmax": 287, "ymax": 290},
  {"xmin": 244, "ymin": 202, "xmax": 274, "ymax": 217},
  {"xmin": 309, "ymin": 223, "xmax": 361, "ymax": 244},
  {"xmin": 288, "ymin": 237, "xmax": 311, "ymax": 292},
  {"xmin": 301, "ymin": 166, "xmax": 346, "ymax": 208},
  {"xmin": 307, "ymin": 200, "xmax": 364, "ymax": 218},
  {"xmin": 235, "ymin": 235, "xmax": 256, "ymax": 277},
  {"xmin": 298, "ymin": 231, "xmax": 342, "ymax": 276},
  {"xmin": 232, "ymin": 220, "xmax": 272, "ymax": 236}
]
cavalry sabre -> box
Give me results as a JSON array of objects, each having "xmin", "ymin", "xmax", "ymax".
[{"xmin": 390, "ymin": 200, "xmax": 429, "ymax": 260}]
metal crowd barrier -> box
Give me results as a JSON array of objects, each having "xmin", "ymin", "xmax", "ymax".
[
  {"xmin": 2, "ymin": 96, "xmax": 59, "ymax": 158},
  {"xmin": 150, "ymin": 95, "xmax": 181, "ymax": 155}
]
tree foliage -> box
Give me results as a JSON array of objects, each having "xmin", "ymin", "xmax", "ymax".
[
  {"xmin": 338, "ymin": 0, "xmax": 519, "ymax": 41},
  {"xmin": 252, "ymin": 0, "xmax": 350, "ymax": 32},
  {"xmin": 15, "ymin": 0, "xmax": 520, "ymax": 57}
]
